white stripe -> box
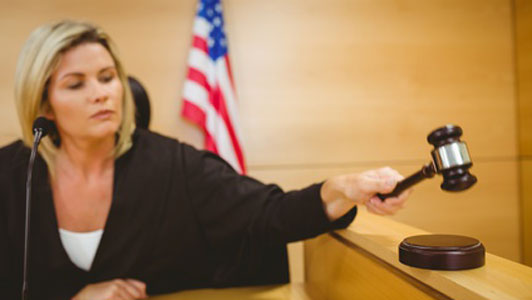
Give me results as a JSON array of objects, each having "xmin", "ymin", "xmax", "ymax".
[
  {"xmin": 183, "ymin": 81, "xmax": 242, "ymax": 173},
  {"xmin": 187, "ymin": 48, "xmax": 216, "ymax": 87},
  {"xmin": 215, "ymin": 58, "xmax": 245, "ymax": 145},
  {"xmin": 193, "ymin": 17, "xmax": 211, "ymax": 39},
  {"xmin": 183, "ymin": 80, "xmax": 209, "ymax": 108}
]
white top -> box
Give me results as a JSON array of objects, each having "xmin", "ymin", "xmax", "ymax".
[{"xmin": 59, "ymin": 228, "xmax": 104, "ymax": 271}]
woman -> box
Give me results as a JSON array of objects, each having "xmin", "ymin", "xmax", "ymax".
[{"xmin": 0, "ymin": 20, "xmax": 410, "ymax": 299}]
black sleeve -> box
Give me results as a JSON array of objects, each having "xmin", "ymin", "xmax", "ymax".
[
  {"xmin": 0, "ymin": 176, "xmax": 16, "ymax": 299},
  {"xmin": 181, "ymin": 144, "xmax": 357, "ymax": 250}
]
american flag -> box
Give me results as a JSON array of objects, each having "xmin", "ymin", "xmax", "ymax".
[{"xmin": 181, "ymin": 0, "xmax": 247, "ymax": 174}]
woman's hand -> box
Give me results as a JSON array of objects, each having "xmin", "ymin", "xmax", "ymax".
[
  {"xmin": 321, "ymin": 167, "xmax": 412, "ymax": 220},
  {"xmin": 72, "ymin": 279, "xmax": 147, "ymax": 300}
]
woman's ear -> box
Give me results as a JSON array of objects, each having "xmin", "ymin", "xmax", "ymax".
[{"xmin": 41, "ymin": 100, "xmax": 55, "ymax": 121}]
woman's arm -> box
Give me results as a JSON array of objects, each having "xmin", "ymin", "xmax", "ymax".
[
  {"xmin": 321, "ymin": 167, "xmax": 411, "ymax": 221},
  {"xmin": 182, "ymin": 145, "xmax": 410, "ymax": 248}
]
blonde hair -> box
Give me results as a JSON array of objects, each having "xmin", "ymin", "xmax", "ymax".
[{"xmin": 14, "ymin": 20, "xmax": 135, "ymax": 174}]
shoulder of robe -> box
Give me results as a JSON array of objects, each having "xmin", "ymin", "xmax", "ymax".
[{"xmin": 0, "ymin": 140, "xmax": 29, "ymax": 172}]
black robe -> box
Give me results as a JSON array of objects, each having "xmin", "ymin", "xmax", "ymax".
[{"xmin": 0, "ymin": 129, "xmax": 357, "ymax": 299}]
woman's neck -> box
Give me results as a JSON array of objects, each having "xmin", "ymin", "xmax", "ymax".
[{"xmin": 55, "ymin": 135, "xmax": 115, "ymax": 180}]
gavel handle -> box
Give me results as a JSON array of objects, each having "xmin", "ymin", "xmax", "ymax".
[{"xmin": 377, "ymin": 163, "xmax": 436, "ymax": 200}]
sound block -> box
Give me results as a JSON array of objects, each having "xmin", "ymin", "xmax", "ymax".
[{"xmin": 399, "ymin": 234, "xmax": 485, "ymax": 270}]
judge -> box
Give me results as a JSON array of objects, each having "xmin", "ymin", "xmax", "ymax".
[{"xmin": 0, "ymin": 20, "xmax": 410, "ymax": 300}]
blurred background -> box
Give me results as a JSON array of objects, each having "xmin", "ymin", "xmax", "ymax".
[{"xmin": 0, "ymin": 0, "xmax": 530, "ymax": 281}]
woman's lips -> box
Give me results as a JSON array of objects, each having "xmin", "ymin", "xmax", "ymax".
[{"xmin": 90, "ymin": 109, "xmax": 114, "ymax": 120}]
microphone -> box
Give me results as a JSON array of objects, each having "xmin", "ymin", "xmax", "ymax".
[
  {"xmin": 22, "ymin": 117, "xmax": 53, "ymax": 300},
  {"xmin": 32, "ymin": 116, "xmax": 53, "ymax": 139}
]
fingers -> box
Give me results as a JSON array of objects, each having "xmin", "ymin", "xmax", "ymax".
[
  {"xmin": 366, "ymin": 197, "xmax": 388, "ymax": 215},
  {"xmin": 126, "ymin": 279, "xmax": 147, "ymax": 298},
  {"xmin": 376, "ymin": 167, "xmax": 403, "ymax": 185},
  {"xmin": 368, "ymin": 196, "xmax": 398, "ymax": 215},
  {"xmin": 326, "ymin": 167, "xmax": 411, "ymax": 216},
  {"xmin": 366, "ymin": 186, "xmax": 412, "ymax": 216},
  {"xmin": 360, "ymin": 167, "xmax": 402, "ymax": 195},
  {"xmin": 74, "ymin": 279, "xmax": 147, "ymax": 300},
  {"xmin": 359, "ymin": 174, "xmax": 396, "ymax": 195},
  {"xmin": 114, "ymin": 279, "xmax": 145, "ymax": 299}
]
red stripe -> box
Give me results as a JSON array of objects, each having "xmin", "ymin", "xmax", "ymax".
[
  {"xmin": 183, "ymin": 85, "xmax": 246, "ymax": 173},
  {"xmin": 211, "ymin": 85, "xmax": 246, "ymax": 174},
  {"xmin": 224, "ymin": 56, "xmax": 236, "ymax": 91},
  {"xmin": 181, "ymin": 32, "xmax": 246, "ymax": 173},
  {"xmin": 181, "ymin": 99, "xmax": 205, "ymax": 125},
  {"xmin": 181, "ymin": 100, "xmax": 219, "ymax": 154},
  {"xmin": 192, "ymin": 35, "xmax": 208, "ymax": 54},
  {"xmin": 187, "ymin": 67, "xmax": 211, "ymax": 93}
]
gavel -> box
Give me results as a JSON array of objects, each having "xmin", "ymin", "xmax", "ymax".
[{"xmin": 378, "ymin": 124, "xmax": 477, "ymax": 200}]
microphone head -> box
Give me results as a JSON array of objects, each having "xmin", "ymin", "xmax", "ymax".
[{"xmin": 32, "ymin": 117, "xmax": 54, "ymax": 137}]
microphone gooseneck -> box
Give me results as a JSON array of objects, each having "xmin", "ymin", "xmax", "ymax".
[{"xmin": 22, "ymin": 117, "xmax": 52, "ymax": 300}]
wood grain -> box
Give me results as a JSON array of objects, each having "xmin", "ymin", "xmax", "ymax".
[
  {"xmin": 305, "ymin": 233, "xmax": 445, "ymax": 300},
  {"xmin": 515, "ymin": 0, "xmax": 532, "ymax": 156},
  {"xmin": 0, "ymin": 0, "xmax": 517, "ymax": 163},
  {"xmin": 305, "ymin": 210, "xmax": 532, "ymax": 300},
  {"xmin": 230, "ymin": 0, "xmax": 516, "ymax": 166},
  {"xmin": 147, "ymin": 284, "xmax": 311, "ymax": 300},
  {"xmin": 514, "ymin": 0, "xmax": 532, "ymax": 267},
  {"xmin": 520, "ymin": 160, "xmax": 532, "ymax": 266}
]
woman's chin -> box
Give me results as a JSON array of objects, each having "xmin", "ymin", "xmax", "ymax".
[{"xmin": 87, "ymin": 124, "xmax": 120, "ymax": 140}]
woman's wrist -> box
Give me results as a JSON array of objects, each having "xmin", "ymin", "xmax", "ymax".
[{"xmin": 320, "ymin": 176, "xmax": 356, "ymax": 221}]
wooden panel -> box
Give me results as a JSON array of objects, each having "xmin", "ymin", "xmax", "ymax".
[
  {"xmin": 0, "ymin": 0, "xmax": 517, "ymax": 164},
  {"xmin": 515, "ymin": 0, "xmax": 532, "ymax": 267},
  {"xmin": 521, "ymin": 160, "xmax": 532, "ymax": 266},
  {"xmin": 312, "ymin": 210, "xmax": 532, "ymax": 300},
  {"xmin": 250, "ymin": 160, "xmax": 521, "ymax": 262},
  {"xmin": 305, "ymin": 234, "xmax": 446, "ymax": 300},
  {"xmin": 515, "ymin": 0, "xmax": 532, "ymax": 155},
  {"xmin": 229, "ymin": 0, "xmax": 517, "ymax": 166},
  {"xmin": 148, "ymin": 284, "xmax": 311, "ymax": 300},
  {"xmin": 0, "ymin": 0, "xmax": 522, "ymax": 282}
]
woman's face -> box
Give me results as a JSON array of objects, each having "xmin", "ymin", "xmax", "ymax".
[{"xmin": 46, "ymin": 42, "xmax": 123, "ymax": 143}]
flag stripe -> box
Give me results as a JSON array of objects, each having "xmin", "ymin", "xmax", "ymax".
[
  {"xmin": 181, "ymin": 0, "xmax": 246, "ymax": 174},
  {"xmin": 181, "ymin": 101, "xmax": 220, "ymax": 155},
  {"xmin": 187, "ymin": 67, "xmax": 211, "ymax": 93},
  {"xmin": 224, "ymin": 55, "xmax": 236, "ymax": 90},
  {"xmin": 187, "ymin": 48, "xmax": 215, "ymax": 87},
  {"xmin": 192, "ymin": 36, "xmax": 208, "ymax": 53},
  {"xmin": 211, "ymin": 85, "xmax": 246, "ymax": 173},
  {"xmin": 185, "ymin": 64, "xmax": 245, "ymax": 173},
  {"xmin": 182, "ymin": 82, "xmax": 243, "ymax": 173}
]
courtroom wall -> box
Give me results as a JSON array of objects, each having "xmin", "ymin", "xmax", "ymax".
[
  {"xmin": 515, "ymin": 0, "xmax": 532, "ymax": 266},
  {"xmin": 0, "ymin": 0, "xmax": 522, "ymax": 278}
]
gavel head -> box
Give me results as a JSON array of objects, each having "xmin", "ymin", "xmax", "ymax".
[{"xmin": 427, "ymin": 125, "xmax": 477, "ymax": 192}]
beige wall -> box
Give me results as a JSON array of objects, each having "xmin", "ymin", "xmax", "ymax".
[{"xmin": 0, "ymin": 0, "xmax": 524, "ymax": 279}]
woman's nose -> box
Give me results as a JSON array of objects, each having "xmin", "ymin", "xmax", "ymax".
[{"xmin": 88, "ymin": 80, "xmax": 108, "ymax": 103}]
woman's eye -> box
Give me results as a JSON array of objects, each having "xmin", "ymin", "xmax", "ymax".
[
  {"xmin": 67, "ymin": 82, "xmax": 83, "ymax": 89},
  {"xmin": 100, "ymin": 74, "xmax": 114, "ymax": 83}
]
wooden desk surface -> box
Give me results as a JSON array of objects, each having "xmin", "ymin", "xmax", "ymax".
[
  {"xmin": 148, "ymin": 210, "xmax": 532, "ymax": 300},
  {"xmin": 148, "ymin": 284, "xmax": 311, "ymax": 300},
  {"xmin": 328, "ymin": 210, "xmax": 532, "ymax": 300}
]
